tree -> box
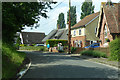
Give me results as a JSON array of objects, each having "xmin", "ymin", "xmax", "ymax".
[
  {"xmin": 80, "ymin": 0, "xmax": 95, "ymax": 19},
  {"xmin": 2, "ymin": 2, "xmax": 56, "ymax": 44},
  {"xmin": 57, "ymin": 13, "xmax": 66, "ymax": 29},
  {"xmin": 67, "ymin": 6, "xmax": 77, "ymax": 27}
]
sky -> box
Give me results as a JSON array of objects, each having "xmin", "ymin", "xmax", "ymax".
[{"xmin": 22, "ymin": 0, "xmax": 119, "ymax": 35}]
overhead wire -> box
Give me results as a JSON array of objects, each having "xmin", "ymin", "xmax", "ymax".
[{"xmin": 40, "ymin": 0, "xmax": 66, "ymax": 26}]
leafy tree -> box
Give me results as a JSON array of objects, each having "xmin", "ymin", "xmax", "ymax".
[
  {"xmin": 57, "ymin": 13, "xmax": 66, "ymax": 29},
  {"xmin": 2, "ymin": 2, "xmax": 56, "ymax": 44},
  {"xmin": 67, "ymin": 6, "xmax": 77, "ymax": 27},
  {"xmin": 80, "ymin": 1, "xmax": 94, "ymax": 19}
]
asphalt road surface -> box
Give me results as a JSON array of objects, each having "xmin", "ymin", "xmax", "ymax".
[{"xmin": 21, "ymin": 51, "xmax": 119, "ymax": 79}]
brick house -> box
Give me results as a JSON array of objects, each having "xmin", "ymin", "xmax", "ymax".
[
  {"xmin": 71, "ymin": 12, "xmax": 100, "ymax": 48},
  {"xmin": 96, "ymin": 2, "xmax": 120, "ymax": 47}
]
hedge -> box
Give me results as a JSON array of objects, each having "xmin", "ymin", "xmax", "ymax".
[
  {"xmin": 46, "ymin": 39, "xmax": 68, "ymax": 47},
  {"xmin": 109, "ymin": 38, "xmax": 120, "ymax": 61},
  {"xmin": 80, "ymin": 50, "xmax": 107, "ymax": 58}
]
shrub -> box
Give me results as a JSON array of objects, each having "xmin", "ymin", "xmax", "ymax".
[
  {"xmin": 71, "ymin": 47, "xmax": 77, "ymax": 53},
  {"xmin": 46, "ymin": 39, "xmax": 68, "ymax": 47},
  {"xmin": 19, "ymin": 46, "xmax": 47, "ymax": 51},
  {"xmin": 2, "ymin": 42, "xmax": 26, "ymax": 79},
  {"xmin": 80, "ymin": 50, "xmax": 107, "ymax": 58},
  {"xmin": 109, "ymin": 38, "xmax": 120, "ymax": 61}
]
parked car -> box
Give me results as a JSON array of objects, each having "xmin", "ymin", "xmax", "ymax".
[
  {"xmin": 84, "ymin": 43, "xmax": 100, "ymax": 48},
  {"xmin": 35, "ymin": 44, "xmax": 44, "ymax": 46}
]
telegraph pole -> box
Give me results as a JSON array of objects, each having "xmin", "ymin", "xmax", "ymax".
[{"xmin": 68, "ymin": 0, "xmax": 71, "ymax": 54}]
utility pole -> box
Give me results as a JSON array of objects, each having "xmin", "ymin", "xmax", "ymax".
[{"xmin": 68, "ymin": 0, "xmax": 71, "ymax": 54}]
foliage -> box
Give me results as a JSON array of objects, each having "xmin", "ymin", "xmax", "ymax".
[
  {"xmin": 19, "ymin": 46, "xmax": 47, "ymax": 51},
  {"xmin": 80, "ymin": 1, "xmax": 94, "ymax": 19},
  {"xmin": 14, "ymin": 36, "xmax": 21, "ymax": 49},
  {"xmin": 109, "ymin": 38, "xmax": 120, "ymax": 61},
  {"xmin": 67, "ymin": 6, "xmax": 77, "ymax": 27},
  {"xmin": 71, "ymin": 47, "xmax": 77, "ymax": 53},
  {"xmin": 57, "ymin": 13, "xmax": 66, "ymax": 29},
  {"xmin": 2, "ymin": 42, "xmax": 26, "ymax": 79},
  {"xmin": 80, "ymin": 50, "xmax": 107, "ymax": 58},
  {"xmin": 2, "ymin": 2, "xmax": 56, "ymax": 44},
  {"xmin": 46, "ymin": 39, "xmax": 68, "ymax": 47}
]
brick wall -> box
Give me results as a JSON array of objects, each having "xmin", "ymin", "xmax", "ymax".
[
  {"xmin": 100, "ymin": 12, "xmax": 113, "ymax": 47},
  {"xmin": 71, "ymin": 36, "xmax": 86, "ymax": 48}
]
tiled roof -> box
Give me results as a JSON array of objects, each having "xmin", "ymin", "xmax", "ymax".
[
  {"xmin": 72, "ymin": 12, "xmax": 100, "ymax": 29},
  {"xmin": 103, "ymin": 3, "xmax": 120, "ymax": 33},
  {"xmin": 42, "ymin": 29, "xmax": 68, "ymax": 42},
  {"xmin": 21, "ymin": 32, "xmax": 45, "ymax": 44}
]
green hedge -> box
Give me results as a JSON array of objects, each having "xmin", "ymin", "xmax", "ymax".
[
  {"xmin": 46, "ymin": 39, "xmax": 68, "ymax": 47},
  {"xmin": 80, "ymin": 50, "xmax": 107, "ymax": 58},
  {"xmin": 109, "ymin": 38, "xmax": 120, "ymax": 61},
  {"xmin": 19, "ymin": 46, "xmax": 47, "ymax": 51},
  {"xmin": 71, "ymin": 47, "xmax": 77, "ymax": 53}
]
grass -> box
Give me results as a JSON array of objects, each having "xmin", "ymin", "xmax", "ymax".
[
  {"xmin": 19, "ymin": 46, "xmax": 47, "ymax": 51},
  {"xmin": 80, "ymin": 50, "xmax": 107, "ymax": 58},
  {"xmin": 2, "ymin": 43, "xmax": 26, "ymax": 79}
]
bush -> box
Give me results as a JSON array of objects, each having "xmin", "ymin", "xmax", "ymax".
[
  {"xmin": 109, "ymin": 38, "xmax": 120, "ymax": 61},
  {"xmin": 46, "ymin": 39, "xmax": 68, "ymax": 47},
  {"xmin": 2, "ymin": 42, "xmax": 26, "ymax": 79},
  {"xmin": 80, "ymin": 50, "xmax": 107, "ymax": 58},
  {"xmin": 19, "ymin": 46, "xmax": 47, "ymax": 51},
  {"xmin": 71, "ymin": 47, "xmax": 77, "ymax": 53}
]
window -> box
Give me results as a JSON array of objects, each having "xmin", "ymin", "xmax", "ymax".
[
  {"xmin": 79, "ymin": 29, "xmax": 81, "ymax": 35},
  {"xmin": 90, "ymin": 41, "xmax": 93, "ymax": 44},
  {"xmin": 27, "ymin": 34, "xmax": 28, "ymax": 37},
  {"xmin": 26, "ymin": 39, "xmax": 28, "ymax": 42},
  {"xmin": 95, "ymin": 27, "xmax": 97, "ymax": 34},
  {"xmin": 74, "ymin": 30, "xmax": 76, "ymax": 36},
  {"xmin": 104, "ymin": 24, "xmax": 107, "ymax": 38},
  {"xmin": 78, "ymin": 40, "xmax": 82, "ymax": 47}
]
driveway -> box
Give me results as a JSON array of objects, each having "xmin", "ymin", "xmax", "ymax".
[{"xmin": 21, "ymin": 51, "xmax": 119, "ymax": 79}]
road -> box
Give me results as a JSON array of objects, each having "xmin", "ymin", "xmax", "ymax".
[{"xmin": 21, "ymin": 51, "xmax": 119, "ymax": 79}]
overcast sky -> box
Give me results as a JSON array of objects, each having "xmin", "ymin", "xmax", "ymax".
[{"xmin": 22, "ymin": 0, "xmax": 119, "ymax": 35}]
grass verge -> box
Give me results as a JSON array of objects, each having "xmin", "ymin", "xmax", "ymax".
[
  {"xmin": 2, "ymin": 43, "xmax": 26, "ymax": 79},
  {"xmin": 80, "ymin": 50, "xmax": 107, "ymax": 58}
]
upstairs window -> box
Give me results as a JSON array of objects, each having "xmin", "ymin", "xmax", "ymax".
[
  {"xmin": 79, "ymin": 29, "xmax": 81, "ymax": 35},
  {"xmin": 95, "ymin": 27, "xmax": 97, "ymax": 34},
  {"xmin": 74, "ymin": 30, "xmax": 76, "ymax": 36}
]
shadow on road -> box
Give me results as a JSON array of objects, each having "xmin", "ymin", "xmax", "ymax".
[{"xmin": 20, "ymin": 51, "xmax": 119, "ymax": 79}]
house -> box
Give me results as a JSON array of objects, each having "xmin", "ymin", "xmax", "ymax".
[
  {"xmin": 20, "ymin": 32, "xmax": 45, "ymax": 45},
  {"xmin": 96, "ymin": 2, "xmax": 120, "ymax": 47},
  {"xmin": 42, "ymin": 28, "xmax": 68, "ymax": 43},
  {"xmin": 71, "ymin": 12, "xmax": 100, "ymax": 48}
]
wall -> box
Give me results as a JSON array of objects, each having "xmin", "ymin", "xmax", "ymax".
[
  {"xmin": 71, "ymin": 27, "xmax": 85, "ymax": 37},
  {"xmin": 85, "ymin": 16, "xmax": 99, "ymax": 41},
  {"xmin": 100, "ymin": 13, "xmax": 113, "ymax": 47},
  {"xmin": 71, "ymin": 36, "xmax": 86, "ymax": 47}
]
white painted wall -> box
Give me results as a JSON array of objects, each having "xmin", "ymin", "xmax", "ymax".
[{"xmin": 71, "ymin": 28, "xmax": 85, "ymax": 37}]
